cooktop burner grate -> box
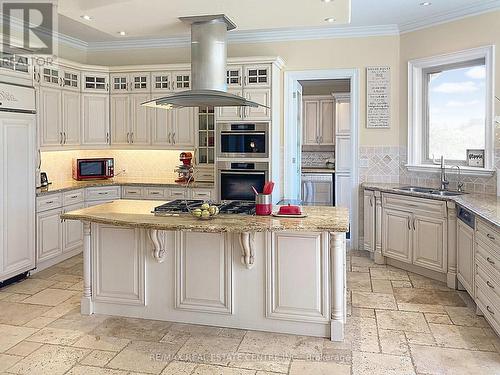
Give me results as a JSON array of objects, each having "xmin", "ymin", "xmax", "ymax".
[{"xmin": 153, "ymin": 200, "xmax": 256, "ymax": 215}]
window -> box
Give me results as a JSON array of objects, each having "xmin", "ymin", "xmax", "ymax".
[{"xmin": 408, "ymin": 46, "xmax": 494, "ymax": 175}]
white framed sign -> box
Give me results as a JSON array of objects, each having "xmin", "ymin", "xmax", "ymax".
[
  {"xmin": 466, "ymin": 149, "xmax": 485, "ymax": 167},
  {"xmin": 366, "ymin": 66, "xmax": 391, "ymax": 129}
]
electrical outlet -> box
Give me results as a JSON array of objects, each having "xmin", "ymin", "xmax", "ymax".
[{"xmin": 495, "ymin": 115, "xmax": 500, "ymax": 124}]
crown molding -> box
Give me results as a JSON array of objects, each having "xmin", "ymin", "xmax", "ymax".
[{"xmin": 399, "ymin": 0, "xmax": 500, "ymax": 33}]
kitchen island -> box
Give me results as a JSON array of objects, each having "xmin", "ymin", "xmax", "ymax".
[{"xmin": 61, "ymin": 200, "xmax": 349, "ymax": 341}]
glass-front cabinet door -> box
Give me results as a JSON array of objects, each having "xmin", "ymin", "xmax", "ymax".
[
  {"xmin": 172, "ymin": 71, "xmax": 191, "ymax": 91},
  {"xmin": 226, "ymin": 66, "xmax": 243, "ymax": 87},
  {"xmin": 82, "ymin": 72, "xmax": 109, "ymax": 92},
  {"xmin": 130, "ymin": 73, "xmax": 150, "ymax": 93},
  {"xmin": 110, "ymin": 74, "xmax": 129, "ymax": 93},
  {"xmin": 197, "ymin": 106, "xmax": 215, "ymax": 165},
  {"xmin": 151, "ymin": 72, "xmax": 172, "ymax": 92},
  {"xmin": 244, "ymin": 65, "xmax": 270, "ymax": 88}
]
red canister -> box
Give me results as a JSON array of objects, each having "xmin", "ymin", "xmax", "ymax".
[{"xmin": 255, "ymin": 194, "xmax": 272, "ymax": 216}]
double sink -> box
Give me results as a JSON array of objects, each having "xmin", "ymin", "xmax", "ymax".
[{"xmin": 396, "ymin": 186, "xmax": 466, "ymax": 197}]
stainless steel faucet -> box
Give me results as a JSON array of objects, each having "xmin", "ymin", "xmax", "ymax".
[{"xmin": 439, "ymin": 156, "xmax": 449, "ymax": 191}]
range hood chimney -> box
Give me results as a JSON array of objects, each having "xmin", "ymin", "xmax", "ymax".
[{"xmin": 142, "ymin": 14, "xmax": 266, "ymax": 109}]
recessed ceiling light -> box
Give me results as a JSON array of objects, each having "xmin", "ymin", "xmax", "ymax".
[
  {"xmin": 321, "ymin": 0, "xmax": 333, "ymax": 3},
  {"xmin": 420, "ymin": 2, "xmax": 432, "ymax": 6},
  {"xmin": 80, "ymin": 15, "xmax": 92, "ymax": 21},
  {"xmin": 324, "ymin": 17, "xmax": 335, "ymax": 23},
  {"xmin": 118, "ymin": 31, "xmax": 126, "ymax": 36}
]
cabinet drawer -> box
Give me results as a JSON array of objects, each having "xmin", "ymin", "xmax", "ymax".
[
  {"xmin": 122, "ymin": 186, "xmax": 145, "ymax": 199},
  {"xmin": 86, "ymin": 186, "xmax": 121, "ymax": 201},
  {"xmin": 476, "ymin": 219, "xmax": 500, "ymax": 250},
  {"xmin": 37, "ymin": 193, "xmax": 62, "ymax": 212},
  {"xmin": 476, "ymin": 278, "xmax": 500, "ymax": 331},
  {"xmin": 475, "ymin": 237, "xmax": 500, "ymax": 280},
  {"xmin": 62, "ymin": 189, "xmax": 84, "ymax": 206},
  {"xmin": 191, "ymin": 189, "xmax": 213, "ymax": 200},
  {"xmin": 476, "ymin": 264, "xmax": 500, "ymax": 303},
  {"xmin": 382, "ymin": 193, "xmax": 447, "ymax": 217},
  {"xmin": 167, "ymin": 188, "xmax": 188, "ymax": 200},
  {"xmin": 196, "ymin": 171, "xmax": 215, "ymax": 182},
  {"xmin": 145, "ymin": 188, "xmax": 166, "ymax": 199}
]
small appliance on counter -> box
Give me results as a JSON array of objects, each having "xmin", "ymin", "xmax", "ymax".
[
  {"xmin": 175, "ymin": 152, "xmax": 194, "ymax": 183},
  {"xmin": 72, "ymin": 158, "xmax": 114, "ymax": 180},
  {"xmin": 40, "ymin": 172, "xmax": 50, "ymax": 187}
]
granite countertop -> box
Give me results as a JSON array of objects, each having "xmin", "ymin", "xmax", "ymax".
[
  {"xmin": 362, "ymin": 182, "xmax": 500, "ymax": 228},
  {"xmin": 36, "ymin": 178, "xmax": 215, "ymax": 196},
  {"xmin": 60, "ymin": 199, "xmax": 350, "ymax": 233},
  {"xmin": 302, "ymin": 167, "xmax": 336, "ymax": 173}
]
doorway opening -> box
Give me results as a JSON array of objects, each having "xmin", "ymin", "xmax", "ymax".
[{"xmin": 284, "ymin": 69, "xmax": 360, "ymax": 249}]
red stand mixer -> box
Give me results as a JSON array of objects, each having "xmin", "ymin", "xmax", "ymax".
[{"xmin": 175, "ymin": 152, "xmax": 194, "ymax": 183}]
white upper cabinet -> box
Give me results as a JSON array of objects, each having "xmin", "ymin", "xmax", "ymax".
[
  {"xmin": 82, "ymin": 93, "xmax": 110, "ymax": 145},
  {"xmin": 171, "ymin": 107, "xmax": 196, "ymax": 147},
  {"xmin": 61, "ymin": 68, "xmax": 80, "ymax": 92},
  {"xmin": 110, "ymin": 94, "xmax": 131, "ymax": 145},
  {"xmin": 130, "ymin": 94, "xmax": 151, "ymax": 145},
  {"xmin": 130, "ymin": 73, "xmax": 150, "ymax": 93},
  {"xmin": 39, "ymin": 86, "xmax": 63, "ymax": 147},
  {"xmin": 226, "ymin": 66, "xmax": 243, "ymax": 87},
  {"xmin": 216, "ymin": 89, "xmax": 244, "ymax": 121},
  {"xmin": 151, "ymin": 71, "xmax": 172, "ymax": 92},
  {"xmin": 82, "ymin": 72, "xmax": 109, "ymax": 92},
  {"xmin": 333, "ymin": 93, "xmax": 351, "ymax": 135},
  {"xmin": 245, "ymin": 89, "xmax": 271, "ymax": 121},
  {"xmin": 244, "ymin": 65, "xmax": 270, "ymax": 87},
  {"xmin": 302, "ymin": 97, "xmax": 335, "ymax": 146},
  {"xmin": 110, "ymin": 73, "xmax": 129, "ymax": 93},
  {"xmin": 41, "ymin": 66, "xmax": 62, "ymax": 87},
  {"xmin": 152, "ymin": 108, "xmax": 173, "ymax": 145},
  {"xmin": 62, "ymin": 90, "xmax": 81, "ymax": 146},
  {"xmin": 111, "ymin": 72, "xmax": 150, "ymax": 93},
  {"xmin": 172, "ymin": 71, "xmax": 191, "ymax": 91}
]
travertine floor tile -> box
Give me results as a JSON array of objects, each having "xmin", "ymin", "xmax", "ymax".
[
  {"xmin": 66, "ymin": 364, "xmax": 128, "ymax": 375},
  {"xmin": 176, "ymin": 335, "xmax": 242, "ymax": 365},
  {"xmin": 79, "ymin": 349, "xmax": 117, "ymax": 366},
  {"xmin": 288, "ymin": 359, "xmax": 350, "ymax": 375},
  {"xmin": 393, "ymin": 288, "xmax": 466, "ymax": 307},
  {"xmin": 48, "ymin": 316, "xmax": 103, "ymax": 333},
  {"xmin": 397, "ymin": 302, "xmax": 446, "ymax": 313},
  {"xmin": 391, "ymin": 280, "xmax": 412, "ymax": 288},
  {"xmin": 166, "ymin": 322, "xmax": 222, "ymax": 338},
  {"xmin": 371, "ymin": 279, "xmax": 393, "ymax": 293},
  {"xmin": 72, "ymin": 334, "xmax": 129, "ymax": 351},
  {"xmin": 444, "ymin": 306, "xmax": 490, "ymax": 327},
  {"xmin": 351, "ymin": 266, "xmax": 370, "ymax": 273},
  {"xmin": 351, "ymin": 291, "xmax": 397, "ymax": 310},
  {"xmin": 376, "ymin": 310, "xmax": 429, "ymax": 333},
  {"xmin": 7, "ymin": 344, "xmax": 90, "ymax": 375},
  {"xmin": 0, "ymin": 302, "xmax": 50, "ymax": 326},
  {"xmin": 229, "ymin": 355, "xmax": 290, "ymax": 373},
  {"xmin": 408, "ymin": 273, "xmax": 449, "ymax": 291},
  {"xmin": 410, "ymin": 344, "xmax": 500, "ymax": 375},
  {"xmin": 21, "ymin": 289, "xmax": 76, "ymax": 306},
  {"xmin": 378, "ymin": 329, "xmax": 409, "ymax": 356},
  {"xmin": 107, "ymin": 340, "xmax": 180, "ymax": 374},
  {"xmin": 48, "ymin": 274, "xmax": 82, "ymax": 284},
  {"xmin": 404, "ymin": 332, "xmax": 436, "ymax": 346},
  {"xmin": 370, "ymin": 268, "xmax": 409, "ymax": 281},
  {"xmin": 160, "ymin": 361, "xmax": 198, "ymax": 375},
  {"xmin": 5, "ymin": 341, "xmax": 43, "ymax": 357},
  {"xmin": 424, "ymin": 313, "xmax": 452, "ymax": 324},
  {"xmin": 352, "ymin": 351, "xmax": 416, "ymax": 375},
  {"xmin": 429, "ymin": 323, "xmax": 496, "ymax": 351},
  {"xmin": 23, "ymin": 316, "xmax": 57, "ymax": 329},
  {"xmin": 0, "ymin": 324, "xmax": 38, "ymax": 352},
  {"xmin": 0, "ymin": 353, "xmax": 22, "ymax": 372},
  {"xmin": 238, "ymin": 331, "xmax": 323, "ymax": 358},
  {"xmin": 26, "ymin": 327, "xmax": 83, "ymax": 346},
  {"xmin": 2, "ymin": 293, "xmax": 30, "ymax": 302},
  {"xmin": 92, "ymin": 317, "xmax": 172, "ymax": 342},
  {"xmin": 347, "ymin": 272, "xmax": 372, "ymax": 291},
  {"xmin": 192, "ymin": 364, "xmax": 255, "ymax": 375},
  {"xmin": 3, "ymin": 279, "xmax": 57, "ymax": 295},
  {"xmin": 350, "ymin": 307, "xmax": 375, "ymax": 318}
]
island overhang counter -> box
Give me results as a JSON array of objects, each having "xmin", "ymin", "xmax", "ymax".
[{"xmin": 61, "ymin": 200, "xmax": 349, "ymax": 341}]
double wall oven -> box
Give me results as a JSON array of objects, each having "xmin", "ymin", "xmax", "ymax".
[{"xmin": 216, "ymin": 122, "xmax": 270, "ymax": 201}]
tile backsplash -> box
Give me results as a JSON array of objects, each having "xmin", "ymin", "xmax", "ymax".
[
  {"xmin": 41, "ymin": 150, "xmax": 190, "ymax": 182},
  {"xmin": 301, "ymin": 151, "xmax": 335, "ymax": 168}
]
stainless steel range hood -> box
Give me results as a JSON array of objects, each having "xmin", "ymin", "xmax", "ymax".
[{"xmin": 142, "ymin": 14, "xmax": 266, "ymax": 109}]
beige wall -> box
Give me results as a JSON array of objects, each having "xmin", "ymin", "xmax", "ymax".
[
  {"xmin": 85, "ymin": 36, "xmax": 401, "ymax": 147},
  {"xmin": 399, "ymin": 10, "xmax": 500, "ymax": 146}
]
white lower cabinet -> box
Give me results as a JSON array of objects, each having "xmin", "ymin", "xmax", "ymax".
[
  {"xmin": 63, "ymin": 203, "xmax": 84, "ymax": 253},
  {"xmin": 457, "ymin": 219, "xmax": 474, "ymax": 295},
  {"xmin": 382, "ymin": 208, "xmax": 412, "ymax": 263},
  {"xmin": 363, "ymin": 190, "xmax": 375, "ymax": 252},
  {"xmin": 92, "ymin": 225, "xmax": 145, "ymax": 305},
  {"xmin": 37, "ymin": 208, "xmax": 63, "ymax": 263},
  {"xmin": 381, "ymin": 193, "xmax": 447, "ymax": 273},
  {"xmin": 266, "ymin": 232, "xmax": 330, "ymax": 322},
  {"xmin": 175, "ymin": 232, "xmax": 232, "ymax": 314}
]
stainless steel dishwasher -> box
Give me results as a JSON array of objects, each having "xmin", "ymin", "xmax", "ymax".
[{"xmin": 301, "ymin": 172, "xmax": 335, "ymax": 206}]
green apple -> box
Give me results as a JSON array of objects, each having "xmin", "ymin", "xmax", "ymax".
[
  {"xmin": 201, "ymin": 203, "xmax": 210, "ymax": 210},
  {"xmin": 201, "ymin": 210, "xmax": 210, "ymax": 218},
  {"xmin": 192, "ymin": 208, "xmax": 202, "ymax": 217},
  {"xmin": 209, "ymin": 206, "xmax": 219, "ymax": 215}
]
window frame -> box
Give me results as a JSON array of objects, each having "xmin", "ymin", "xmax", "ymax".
[{"xmin": 407, "ymin": 45, "xmax": 495, "ymax": 176}]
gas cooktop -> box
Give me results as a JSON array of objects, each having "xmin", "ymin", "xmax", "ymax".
[{"xmin": 153, "ymin": 200, "xmax": 256, "ymax": 216}]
